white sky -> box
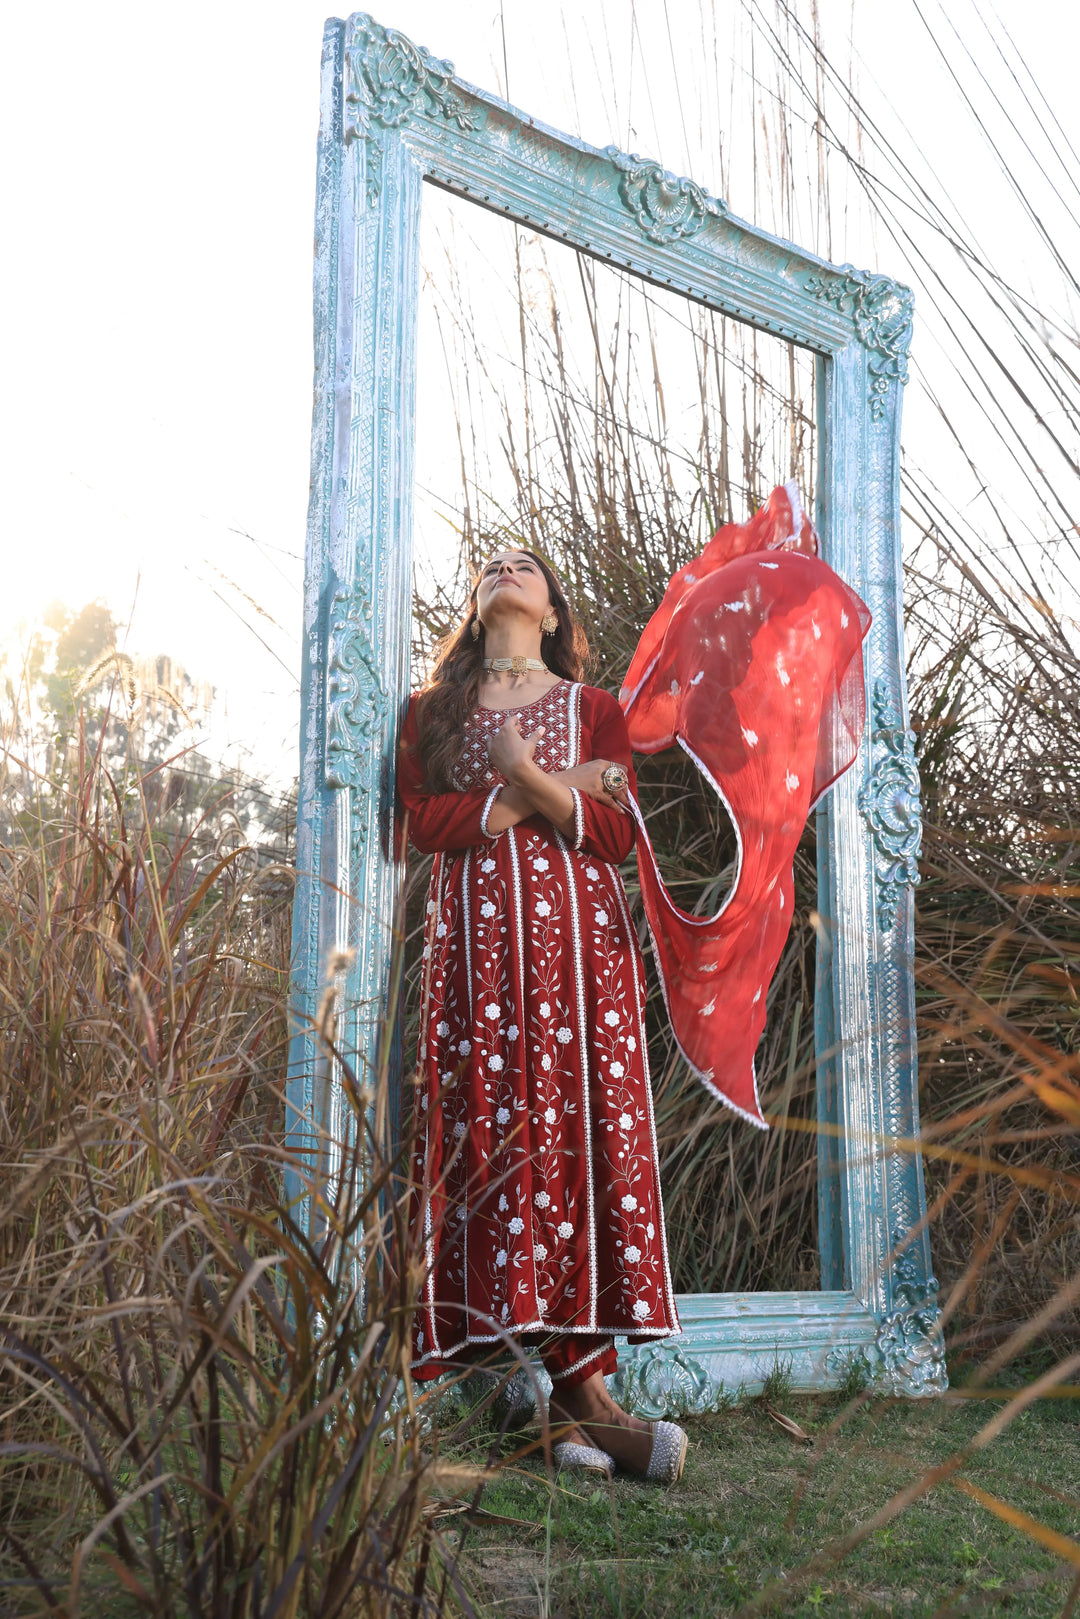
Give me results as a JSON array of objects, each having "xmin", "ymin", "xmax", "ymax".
[{"xmin": 1, "ymin": 0, "xmax": 1077, "ymax": 787}]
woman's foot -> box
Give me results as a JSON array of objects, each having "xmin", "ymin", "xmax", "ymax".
[{"xmin": 550, "ymin": 1371, "xmax": 662, "ymax": 1475}]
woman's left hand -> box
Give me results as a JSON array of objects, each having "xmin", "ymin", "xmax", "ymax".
[{"xmin": 486, "ymin": 716, "xmax": 544, "ymax": 783}]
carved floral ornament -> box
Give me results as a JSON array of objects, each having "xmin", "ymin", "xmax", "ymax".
[
  {"xmin": 805, "ymin": 266, "xmax": 914, "ymax": 420},
  {"xmin": 325, "ymin": 586, "xmax": 389, "ymax": 792},
  {"xmin": 859, "ymin": 680, "xmax": 923, "ymax": 931},
  {"xmin": 344, "ymin": 12, "xmax": 475, "ymax": 143},
  {"xmin": 603, "ymin": 147, "xmax": 727, "ymax": 245},
  {"xmin": 610, "ymin": 1341, "xmax": 718, "ymax": 1419},
  {"xmin": 875, "ymin": 1236, "xmax": 947, "ymax": 1396}
]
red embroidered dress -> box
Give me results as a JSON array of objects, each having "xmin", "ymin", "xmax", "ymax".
[{"xmin": 397, "ymin": 681, "xmax": 680, "ymax": 1379}]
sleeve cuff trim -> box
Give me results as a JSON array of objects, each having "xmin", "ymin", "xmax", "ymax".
[
  {"xmin": 480, "ymin": 784, "xmax": 504, "ymax": 838},
  {"xmin": 570, "ymin": 787, "xmax": 585, "ymax": 850}
]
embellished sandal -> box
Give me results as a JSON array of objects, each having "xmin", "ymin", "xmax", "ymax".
[
  {"xmin": 644, "ymin": 1420, "xmax": 688, "ymax": 1484},
  {"xmin": 552, "ymin": 1438, "xmax": 615, "ymax": 1478}
]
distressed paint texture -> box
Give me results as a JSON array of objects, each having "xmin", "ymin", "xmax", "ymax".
[{"xmin": 288, "ymin": 11, "xmax": 943, "ymax": 1400}]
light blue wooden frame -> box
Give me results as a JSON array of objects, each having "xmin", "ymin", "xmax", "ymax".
[{"xmin": 287, "ymin": 11, "xmax": 945, "ymax": 1404}]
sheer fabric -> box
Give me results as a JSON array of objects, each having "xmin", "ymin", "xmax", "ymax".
[{"xmin": 620, "ymin": 483, "xmax": 871, "ymax": 1127}]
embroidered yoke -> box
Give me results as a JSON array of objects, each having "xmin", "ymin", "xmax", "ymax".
[{"xmin": 397, "ymin": 680, "xmax": 680, "ymax": 1379}]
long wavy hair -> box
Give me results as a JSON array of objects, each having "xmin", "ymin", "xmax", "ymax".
[{"xmin": 413, "ymin": 550, "xmax": 589, "ymax": 791}]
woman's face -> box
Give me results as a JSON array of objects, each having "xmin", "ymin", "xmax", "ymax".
[{"xmin": 475, "ymin": 551, "xmax": 554, "ymax": 630}]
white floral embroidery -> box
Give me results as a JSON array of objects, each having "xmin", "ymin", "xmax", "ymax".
[
  {"xmin": 426, "ymin": 900, "xmax": 436, "ymax": 915},
  {"xmin": 413, "ymin": 679, "xmax": 678, "ymax": 1358},
  {"xmin": 420, "ymin": 1094, "xmax": 428, "ymax": 1110},
  {"xmin": 786, "ymin": 771, "xmax": 800, "ymax": 792},
  {"xmin": 436, "ymin": 1020, "xmax": 449, "ymax": 1037},
  {"xmin": 742, "ymin": 727, "xmax": 759, "ymax": 746},
  {"xmin": 436, "ymin": 921, "xmax": 447, "ymax": 937},
  {"xmin": 841, "ymin": 609, "xmax": 849, "ymax": 628}
]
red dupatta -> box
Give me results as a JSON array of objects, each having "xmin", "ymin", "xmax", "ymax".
[{"xmin": 620, "ymin": 483, "xmax": 871, "ymax": 1128}]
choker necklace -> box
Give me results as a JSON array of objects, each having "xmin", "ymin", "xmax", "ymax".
[{"xmin": 482, "ymin": 656, "xmax": 546, "ymax": 674}]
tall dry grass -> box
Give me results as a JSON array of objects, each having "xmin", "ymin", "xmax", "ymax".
[{"xmin": 0, "ymin": 725, "xmax": 493, "ymax": 1617}]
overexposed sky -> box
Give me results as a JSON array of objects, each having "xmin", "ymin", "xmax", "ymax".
[{"xmin": 1, "ymin": 0, "xmax": 1077, "ymax": 785}]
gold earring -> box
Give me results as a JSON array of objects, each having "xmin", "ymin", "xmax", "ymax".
[
  {"xmin": 541, "ymin": 610, "xmax": 558, "ymax": 635},
  {"xmin": 470, "ymin": 618, "xmax": 481, "ymax": 641}
]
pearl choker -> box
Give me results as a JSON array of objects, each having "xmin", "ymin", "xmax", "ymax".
[{"xmin": 482, "ymin": 656, "xmax": 546, "ymax": 674}]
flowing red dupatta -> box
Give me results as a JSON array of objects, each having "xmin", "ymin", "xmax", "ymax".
[{"xmin": 619, "ymin": 483, "xmax": 871, "ymax": 1128}]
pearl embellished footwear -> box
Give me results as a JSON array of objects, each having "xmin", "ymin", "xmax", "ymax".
[
  {"xmin": 552, "ymin": 1439, "xmax": 615, "ymax": 1478},
  {"xmin": 644, "ymin": 1420, "xmax": 688, "ymax": 1484}
]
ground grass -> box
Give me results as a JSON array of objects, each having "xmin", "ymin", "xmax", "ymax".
[{"xmin": 448, "ymin": 1386, "xmax": 1080, "ymax": 1617}]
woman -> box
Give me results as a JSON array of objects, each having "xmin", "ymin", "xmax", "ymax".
[{"xmin": 397, "ymin": 547, "xmax": 687, "ymax": 1483}]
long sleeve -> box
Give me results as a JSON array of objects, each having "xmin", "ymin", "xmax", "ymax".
[
  {"xmin": 572, "ymin": 688, "xmax": 637, "ymax": 865},
  {"xmin": 396, "ymin": 698, "xmax": 503, "ymax": 856}
]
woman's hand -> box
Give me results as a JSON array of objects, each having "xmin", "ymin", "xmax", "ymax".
[
  {"xmin": 557, "ymin": 760, "xmax": 628, "ymax": 809},
  {"xmin": 486, "ymin": 716, "xmax": 545, "ymax": 784}
]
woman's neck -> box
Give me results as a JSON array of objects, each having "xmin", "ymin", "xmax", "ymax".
[{"xmin": 481, "ymin": 624, "xmax": 542, "ymax": 663}]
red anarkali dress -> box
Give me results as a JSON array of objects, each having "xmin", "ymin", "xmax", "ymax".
[{"xmin": 397, "ymin": 681, "xmax": 681, "ymax": 1385}]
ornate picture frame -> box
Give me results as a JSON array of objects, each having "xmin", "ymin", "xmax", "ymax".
[{"xmin": 286, "ymin": 11, "xmax": 945, "ymax": 1402}]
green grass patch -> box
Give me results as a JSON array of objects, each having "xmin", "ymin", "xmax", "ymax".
[{"xmin": 447, "ymin": 1390, "xmax": 1080, "ymax": 1616}]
